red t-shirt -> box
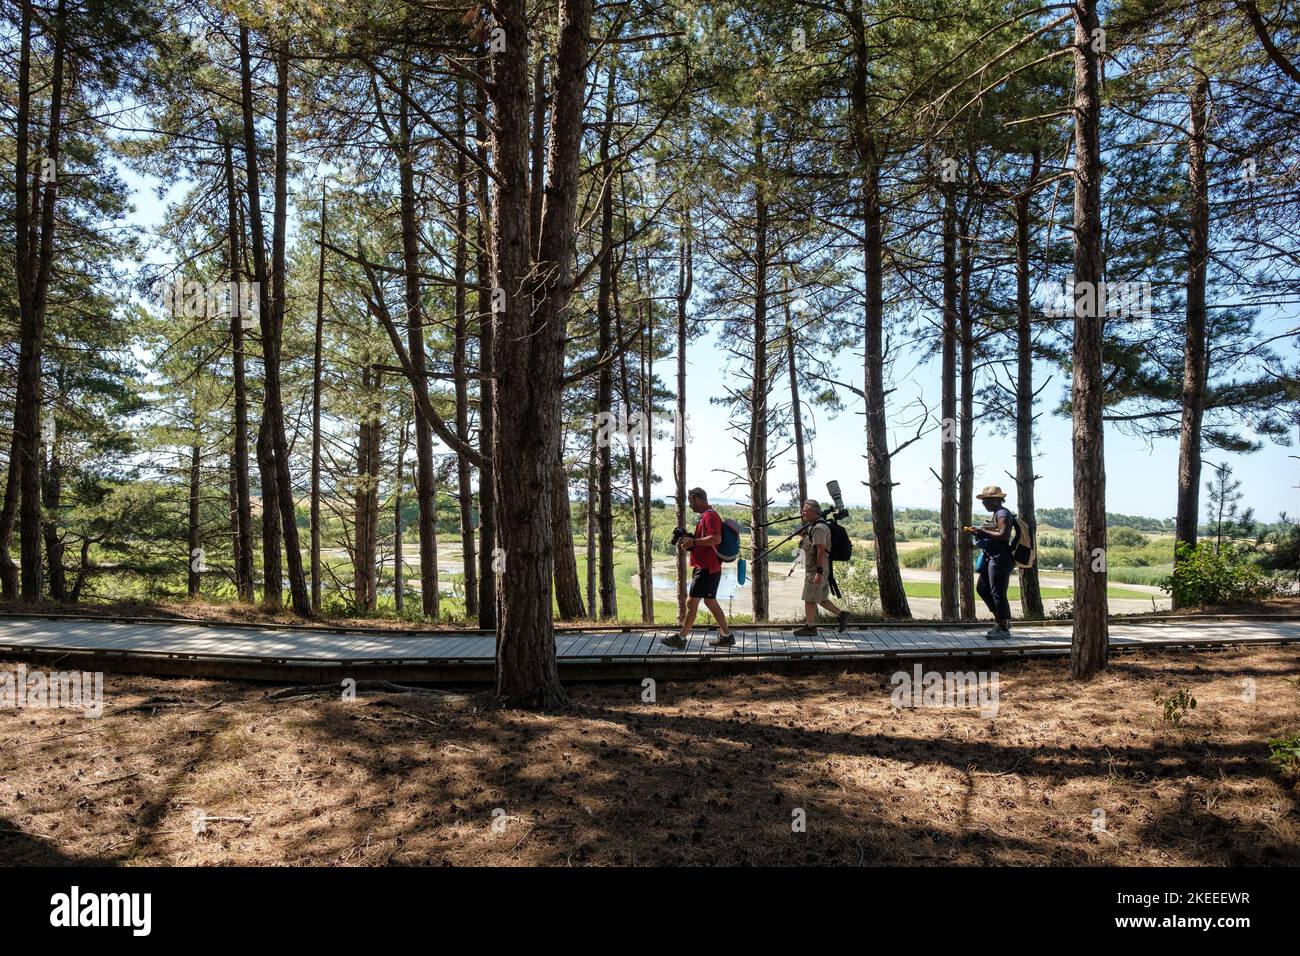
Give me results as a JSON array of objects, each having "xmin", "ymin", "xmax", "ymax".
[{"xmin": 690, "ymin": 509, "xmax": 723, "ymax": 574}]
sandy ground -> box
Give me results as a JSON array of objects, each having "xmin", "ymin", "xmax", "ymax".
[
  {"xmin": 640, "ymin": 560, "xmax": 1171, "ymax": 620},
  {"xmin": 1, "ymin": 644, "xmax": 1296, "ymax": 866}
]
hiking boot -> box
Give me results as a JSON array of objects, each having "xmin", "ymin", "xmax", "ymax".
[
  {"xmin": 837, "ymin": 611, "xmax": 849, "ymax": 632},
  {"xmin": 708, "ymin": 634, "xmax": 736, "ymax": 648},
  {"xmin": 660, "ymin": 634, "xmax": 687, "ymax": 649},
  {"xmin": 985, "ymin": 626, "xmax": 1011, "ymax": 640},
  {"xmin": 793, "ymin": 625, "xmax": 818, "ymax": 637}
]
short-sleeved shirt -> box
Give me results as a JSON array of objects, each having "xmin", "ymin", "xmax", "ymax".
[
  {"xmin": 691, "ymin": 508, "xmax": 723, "ymax": 574},
  {"xmin": 800, "ymin": 521, "xmax": 832, "ymax": 573},
  {"xmin": 984, "ymin": 508, "xmax": 1013, "ymax": 557}
]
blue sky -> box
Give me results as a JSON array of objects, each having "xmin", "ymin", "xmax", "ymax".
[{"xmin": 657, "ymin": 319, "xmax": 1298, "ymax": 521}]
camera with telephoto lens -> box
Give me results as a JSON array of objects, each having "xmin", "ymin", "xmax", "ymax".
[
  {"xmin": 670, "ymin": 527, "xmax": 689, "ymax": 547},
  {"xmin": 822, "ymin": 480, "xmax": 850, "ymax": 521}
]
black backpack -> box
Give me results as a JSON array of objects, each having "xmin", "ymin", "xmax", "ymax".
[
  {"xmin": 813, "ymin": 519, "xmax": 852, "ymax": 600},
  {"xmin": 816, "ymin": 519, "xmax": 853, "ymax": 562}
]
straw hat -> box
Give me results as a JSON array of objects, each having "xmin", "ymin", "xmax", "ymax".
[{"xmin": 975, "ymin": 485, "xmax": 1007, "ymax": 501}]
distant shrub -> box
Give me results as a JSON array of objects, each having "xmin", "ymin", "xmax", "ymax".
[
  {"xmin": 1161, "ymin": 542, "xmax": 1279, "ymax": 607},
  {"xmin": 1109, "ymin": 527, "xmax": 1148, "ymax": 548},
  {"xmin": 1038, "ymin": 547, "xmax": 1074, "ymax": 570},
  {"xmin": 901, "ymin": 545, "xmax": 941, "ymax": 569},
  {"xmin": 897, "ymin": 521, "xmax": 939, "ymax": 540}
]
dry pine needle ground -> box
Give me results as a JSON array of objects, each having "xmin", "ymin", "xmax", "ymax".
[{"xmin": 1, "ymin": 644, "xmax": 1297, "ymax": 866}]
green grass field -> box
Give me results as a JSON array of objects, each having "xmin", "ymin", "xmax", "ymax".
[{"xmin": 570, "ymin": 541, "xmax": 1160, "ymax": 624}]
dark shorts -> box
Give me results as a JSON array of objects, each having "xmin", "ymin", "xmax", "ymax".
[{"xmin": 688, "ymin": 568, "xmax": 721, "ymax": 600}]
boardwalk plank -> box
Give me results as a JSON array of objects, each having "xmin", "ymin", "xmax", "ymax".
[{"xmin": 0, "ymin": 616, "xmax": 1295, "ymax": 678}]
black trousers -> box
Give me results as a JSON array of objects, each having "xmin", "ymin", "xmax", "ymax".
[{"xmin": 976, "ymin": 551, "xmax": 1013, "ymax": 621}]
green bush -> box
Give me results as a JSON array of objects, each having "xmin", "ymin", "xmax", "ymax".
[
  {"xmin": 901, "ymin": 545, "xmax": 940, "ymax": 569},
  {"xmin": 1258, "ymin": 518, "xmax": 1300, "ymax": 587},
  {"xmin": 1153, "ymin": 687, "xmax": 1196, "ymax": 727},
  {"xmin": 1268, "ymin": 732, "xmax": 1300, "ymax": 782},
  {"xmin": 1161, "ymin": 542, "xmax": 1279, "ymax": 607},
  {"xmin": 1037, "ymin": 547, "xmax": 1074, "ymax": 570},
  {"xmin": 1046, "ymin": 598, "xmax": 1073, "ymax": 621},
  {"xmin": 1109, "ymin": 526, "xmax": 1148, "ymax": 548},
  {"xmin": 836, "ymin": 558, "xmax": 879, "ymax": 617}
]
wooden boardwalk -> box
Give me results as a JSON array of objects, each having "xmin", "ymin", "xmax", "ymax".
[{"xmin": 0, "ymin": 613, "xmax": 1296, "ymax": 683}]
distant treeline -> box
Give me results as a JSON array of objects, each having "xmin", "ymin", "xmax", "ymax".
[
  {"xmin": 1032, "ymin": 508, "xmax": 1176, "ymax": 533},
  {"xmin": 878, "ymin": 507, "xmax": 1178, "ymax": 533}
]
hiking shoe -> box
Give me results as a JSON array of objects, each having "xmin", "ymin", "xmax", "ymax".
[
  {"xmin": 793, "ymin": 625, "xmax": 818, "ymax": 637},
  {"xmin": 837, "ymin": 611, "xmax": 849, "ymax": 632},
  {"xmin": 985, "ymin": 627, "xmax": 1011, "ymax": 640},
  {"xmin": 660, "ymin": 635, "xmax": 687, "ymax": 649},
  {"xmin": 708, "ymin": 634, "xmax": 736, "ymax": 648}
]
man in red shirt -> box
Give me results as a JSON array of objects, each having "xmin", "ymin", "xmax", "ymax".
[{"xmin": 661, "ymin": 487, "xmax": 734, "ymax": 649}]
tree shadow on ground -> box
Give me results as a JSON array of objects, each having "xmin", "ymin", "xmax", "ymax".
[
  {"xmin": 274, "ymin": 674, "xmax": 1299, "ymax": 865},
  {"xmin": 0, "ymin": 814, "xmax": 85, "ymax": 865}
]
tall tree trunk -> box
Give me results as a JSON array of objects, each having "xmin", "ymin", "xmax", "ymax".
[
  {"xmin": 454, "ymin": 83, "xmax": 479, "ymax": 620},
  {"xmin": 586, "ymin": 426, "xmax": 598, "ymax": 615},
  {"xmin": 1174, "ymin": 68, "xmax": 1210, "ymax": 606},
  {"xmin": 488, "ymin": 0, "xmax": 590, "ymax": 707},
  {"xmin": 474, "ymin": 82, "xmax": 497, "ymax": 631},
  {"xmin": 785, "ymin": 299, "xmax": 808, "ymax": 508},
  {"xmin": 239, "ymin": 27, "xmax": 283, "ymax": 611},
  {"xmin": 15, "ymin": 0, "xmax": 68, "ymax": 602},
  {"xmin": 256, "ymin": 419, "xmax": 282, "ymax": 606},
  {"xmin": 222, "ymin": 135, "xmax": 255, "ymax": 602},
  {"xmin": 42, "ymin": 427, "xmax": 65, "ymax": 601},
  {"xmin": 529, "ymin": 52, "xmax": 547, "ymax": 253},
  {"xmin": 1, "ymin": 0, "xmax": 34, "ymax": 600},
  {"xmin": 353, "ymin": 368, "xmax": 381, "ymax": 612},
  {"xmin": 266, "ymin": 40, "xmax": 310, "ymax": 615},
  {"xmin": 1014, "ymin": 178, "xmax": 1045, "ymax": 620},
  {"xmin": 861, "ymin": 172, "xmax": 909, "ymax": 619},
  {"xmin": 849, "ymin": 1, "xmax": 910, "ymax": 619},
  {"xmin": 674, "ymin": 202, "xmax": 691, "ymax": 623},
  {"xmin": 0, "ymin": 431, "xmax": 20, "ymax": 598},
  {"xmin": 397, "ymin": 75, "xmax": 440, "ymax": 620},
  {"xmin": 616, "ymin": 297, "xmax": 649, "ymax": 623},
  {"xmin": 395, "ymin": 420, "xmax": 407, "ymax": 613},
  {"xmin": 310, "ymin": 186, "xmax": 326, "ymax": 612},
  {"xmin": 639, "ymin": 264, "xmax": 655, "ymax": 624},
  {"xmin": 939, "ymin": 183, "xmax": 959, "ymax": 620},
  {"xmin": 1070, "ymin": 0, "xmax": 1109, "ymax": 677},
  {"xmin": 749, "ymin": 113, "xmax": 770, "ymax": 623},
  {"xmin": 958, "ymin": 216, "xmax": 976, "ymax": 620},
  {"xmin": 595, "ymin": 62, "xmax": 618, "ymax": 620},
  {"xmin": 552, "ymin": 449, "xmax": 586, "ymax": 619},
  {"xmin": 228, "ymin": 454, "xmax": 240, "ymax": 596},
  {"xmin": 186, "ymin": 441, "xmax": 201, "ymax": 598}
]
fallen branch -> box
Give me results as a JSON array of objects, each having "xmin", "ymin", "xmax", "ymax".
[
  {"xmin": 91, "ymin": 772, "xmax": 140, "ymax": 788},
  {"xmin": 261, "ymin": 680, "xmax": 467, "ymax": 703}
]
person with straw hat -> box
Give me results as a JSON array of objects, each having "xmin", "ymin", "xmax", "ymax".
[{"xmin": 964, "ymin": 485, "xmax": 1015, "ymax": 640}]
